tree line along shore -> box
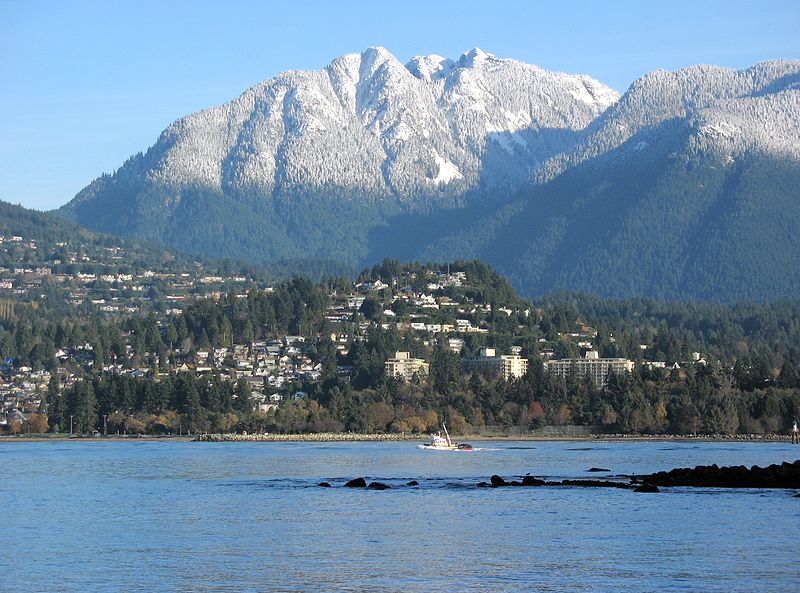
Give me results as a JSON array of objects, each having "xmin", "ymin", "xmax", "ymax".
[
  {"xmin": 3, "ymin": 260, "xmax": 800, "ymax": 439},
  {"xmin": 1, "ymin": 431, "xmax": 795, "ymax": 443}
]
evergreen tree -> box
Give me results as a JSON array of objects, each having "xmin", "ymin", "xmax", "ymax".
[{"xmin": 66, "ymin": 381, "xmax": 98, "ymax": 434}]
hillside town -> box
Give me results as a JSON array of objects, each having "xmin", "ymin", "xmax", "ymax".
[
  {"xmin": 2, "ymin": 234, "xmax": 717, "ymax": 431},
  {"xmin": 0, "ymin": 233, "xmax": 263, "ymax": 319}
]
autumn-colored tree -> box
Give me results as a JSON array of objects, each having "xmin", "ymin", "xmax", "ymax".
[
  {"xmin": 403, "ymin": 415, "xmax": 427, "ymax": 433},
  {"xmin": 146, "ymin": 414, "xmax": 173, "ymax": 434},
  {"xmin": 367, "ymin": 401, "xmax": 395, "ymax": 432},
  {"xmin": 246, "ymin": 410, "xmax": 270, "ymax": 433},
  {"xmin": 653, "ymin": 401, "xmax": 668, "ymax": 431},
  {"xmin": 445, "ymin": 408, "xmax": 468, "ymax": 435},
  {"xmin": 601, "ymin": 404, "xmax": 618, "ymax": 427},
  {"xmin": 528, "ymin": 401, "xmax": 546, "ymax": 427},
  {"xmin": 27, "ymin": 412, "xmax": 49, "ymax": 433},
  {"xmin": 553, "ymin": 402, "xmax": 572, "ymax": 426},
  {"xmin": 124, "ymin": 417, "xmax": 146, "ymax": 435},
  {"xmin": 106, "ymin": 412, "xmax": 127, "ymax": 434},
  {"xmin": 422, "ymin": 409, "xmax": 439, "ymax": 432},
  {"xmin": 217, "ymin": 412, "xmax": 239, "ymax": 433},
  {"xmin": 275, "ymin": 400, "xmax": 310, "ymax": 433},
  {"xmin": 389, "ymin": 419, "xmax": 411, "ymax": 433},
  {"xmin": 8, "ymin": 419, "xmax": 22, "ymax": 434}
]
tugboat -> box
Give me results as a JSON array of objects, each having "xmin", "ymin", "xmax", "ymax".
[{"xmin": 418, "ymin": 423, "xmax": 474, "ymax": 451}]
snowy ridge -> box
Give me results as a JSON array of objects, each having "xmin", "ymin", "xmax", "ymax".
[
  {"xmin": 534, "ymin": 60, "xmax": 800, "ymax": 183},
  {"xmin": 120, "ymin": 46, "xmax": 618, "ymax": 210}
]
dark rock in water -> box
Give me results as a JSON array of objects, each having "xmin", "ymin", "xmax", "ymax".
[
  {"xmin": 477, "ymin": 481, "xmax": 489, "ymax": 487},
  {"xmin": 521, "ymin": 475, "xmax": 545, "ymax": 486},
  {"xmin": 634, "ymin": 484, "xmax": 659, "ymax": 493},
  {"xmin": 490, "ymin": 475, "xmax": 507, "ymax": 487},
  {"xmin": 587, "ymin": 467, "xmax": 610, "ymax": 472},
  {"xmin": 406, "ymin": 480, "xmax": 419, "ymax": 487},
  {"xmin": 509, "ymin": 480, "xmax": 522, "ymax": 486},
  {"xmin": 344, "ymin": 477, "xmax": 367, "ymax": 488},
  {"xmin": 561, "ymin": 479, "xmax": 630, "ymax": 489},
  {"xmin": 642, "ymin": 459, "xmax": 800, "ymax": 488},
  {"xmin": 367, "ymin": 481, "xmax": 391, "ymax": 490},
  {"xmin": 318, "ymin": 482, "xmax": 332, "ymax": 488}
]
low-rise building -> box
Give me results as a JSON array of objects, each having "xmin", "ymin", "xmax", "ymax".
[
  {"xmin": 544, "ymin": 350, "xmax": 634, "ymax": 388},
  {"xmin": 462, "ymin": 347, "xmax": 529, "ymax": 380},
  {"xmin": 385, "ymin": 351, "xmax": 429, "ymax": 381}
]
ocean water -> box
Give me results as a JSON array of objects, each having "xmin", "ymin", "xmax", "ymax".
[{"xmin": 2, "ymin": 439, "xmax": 798, "ymax": 593}]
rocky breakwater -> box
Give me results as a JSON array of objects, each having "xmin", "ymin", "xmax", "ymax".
[
  {"xmin": 477, "ymin": 460, "xmax": 800, "ymax": 492},
  {"xmin": 195, "ymin": 432, "xmax": 415, "ymax": 442},
  {"xmin": 478, "ymin": 474, "xmax": 636, "ymax": 490},
  {"xmin": 640, "ymin": 460, "xmax": 800, "ymax": 489},
  {"xmin": 318, "ymin": 461, "xmax": 800, "ymax": 494}
]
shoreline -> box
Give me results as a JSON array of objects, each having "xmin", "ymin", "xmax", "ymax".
[
  {"xmin": 3, "ymin": 432, "xmax": 793, "ymax": 443},
  {"xmin": 195, "ymin": 432, "xmax": 793, "ymax": 443},
  {"xmin": 0, "ymin": 434, "xmax": 195, "ymax": 443}
]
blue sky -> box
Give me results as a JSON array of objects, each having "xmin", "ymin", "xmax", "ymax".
[{"xmin": 1, "ymin": 0, "xmax": 798, "ymax": 211}]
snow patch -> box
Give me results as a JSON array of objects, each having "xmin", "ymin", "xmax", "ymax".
[
  {"xmin": 484, "ymin": 109, "xmax": 533, "ymax": 152},
  {"xmin": 569, "ymin": 80, "xmax": 600, "ymax": 105},
  {"xmin": 699, "ymin": 121, "xmax": 739, "ymax": 139},
  {"xmin": 488, "ymin": 131, "xmax": 528, "ymax": 153},
  {"xmin": 502, "ymin": 109, "xmax": 531, "ymax": 131},
  {"xmin": 383, "ymin": 121, "xmax": 412, "ymax": 142},
  {"xmin": 431, "ymin": 149, "xmax": 463, "ymax": 184}
]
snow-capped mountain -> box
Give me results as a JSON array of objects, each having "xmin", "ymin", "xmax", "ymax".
[
  {"xmin": 59, "ymin": 50, "xmax": 800, "ymax": 301},
  {"xmin": 421, "ymin": 59, "xmax": 800, "ymax": 301},
  {"xmin": 65, "ymin": 47, "xmax": 616, "ymax": 211}
]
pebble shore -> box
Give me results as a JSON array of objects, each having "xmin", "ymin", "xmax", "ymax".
[
  {"xmin": 194, "ymin": 432, "xmax": 422, "ymax": 442},
  {"xmin": 194, "ymin": 432, "xmax": 793, "ymax": 443}
]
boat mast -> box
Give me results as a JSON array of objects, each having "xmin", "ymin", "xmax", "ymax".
[{"xmin": 442, "ymin": 423, "xmax": 452, "ymax": 446}]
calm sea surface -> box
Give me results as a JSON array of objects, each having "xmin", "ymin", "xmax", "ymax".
[{"xmin": 2, "ymin": 439, "xmax": 798, "ymax": 593}]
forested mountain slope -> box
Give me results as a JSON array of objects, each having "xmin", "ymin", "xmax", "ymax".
[{"xmin": 392, "ymin": 60, "xmax": 800, "ymax": 300}]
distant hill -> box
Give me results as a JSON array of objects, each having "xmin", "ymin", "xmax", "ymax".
[
  {"xmin": 2, "ymin": 199, "xmax": 359, "ymax": 285},
  {"xmin": 1, "ymin": 200, "xmax": 90, "ymax": 244},
  {"xmin": 0, "ymin": 199, "xmax": 198, "ymax": 273},
  {"xmin": 57, "ymin": 48, "xmax": 800, "ymax": 301}
]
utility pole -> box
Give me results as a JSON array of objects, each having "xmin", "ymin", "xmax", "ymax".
[
  {"xmin": 69, "ymin": 414, "xmax": 73, "ymax": 436},
  {"xmin": 103, "ymin": 414, "xmax": 107, "ymax": 437}
]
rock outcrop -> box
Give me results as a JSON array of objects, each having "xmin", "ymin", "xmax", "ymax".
[
  {"xmin": 344, "ymin": 477, "xmax": 367, "ymax": 488},
  {"xmin": 640, "ymin": 460, "xmax": 800, "ymax": 489}
]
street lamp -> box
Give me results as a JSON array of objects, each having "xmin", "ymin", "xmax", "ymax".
[{"xmin": 69, "ymin": 414, "xmax": 74, "ymax": 436}]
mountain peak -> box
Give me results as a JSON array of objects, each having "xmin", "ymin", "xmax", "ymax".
[
  {"xmin": 361, "ymin": 45, "xmax": 394, "ymax": 62},
  {"xmin": 358, "ymin": 46, "xmax": 405, "ymax": 74},
  {"xmin": 405, "ymin": 53, "xmax": 456, "ymax": 81},
  {"xmin": 459, "ymin": 47, "xmax": 498, "ymax": 67},
  {"xmin": 406, "ymin": 47, "xmax": 506, "ymax": 81}
]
